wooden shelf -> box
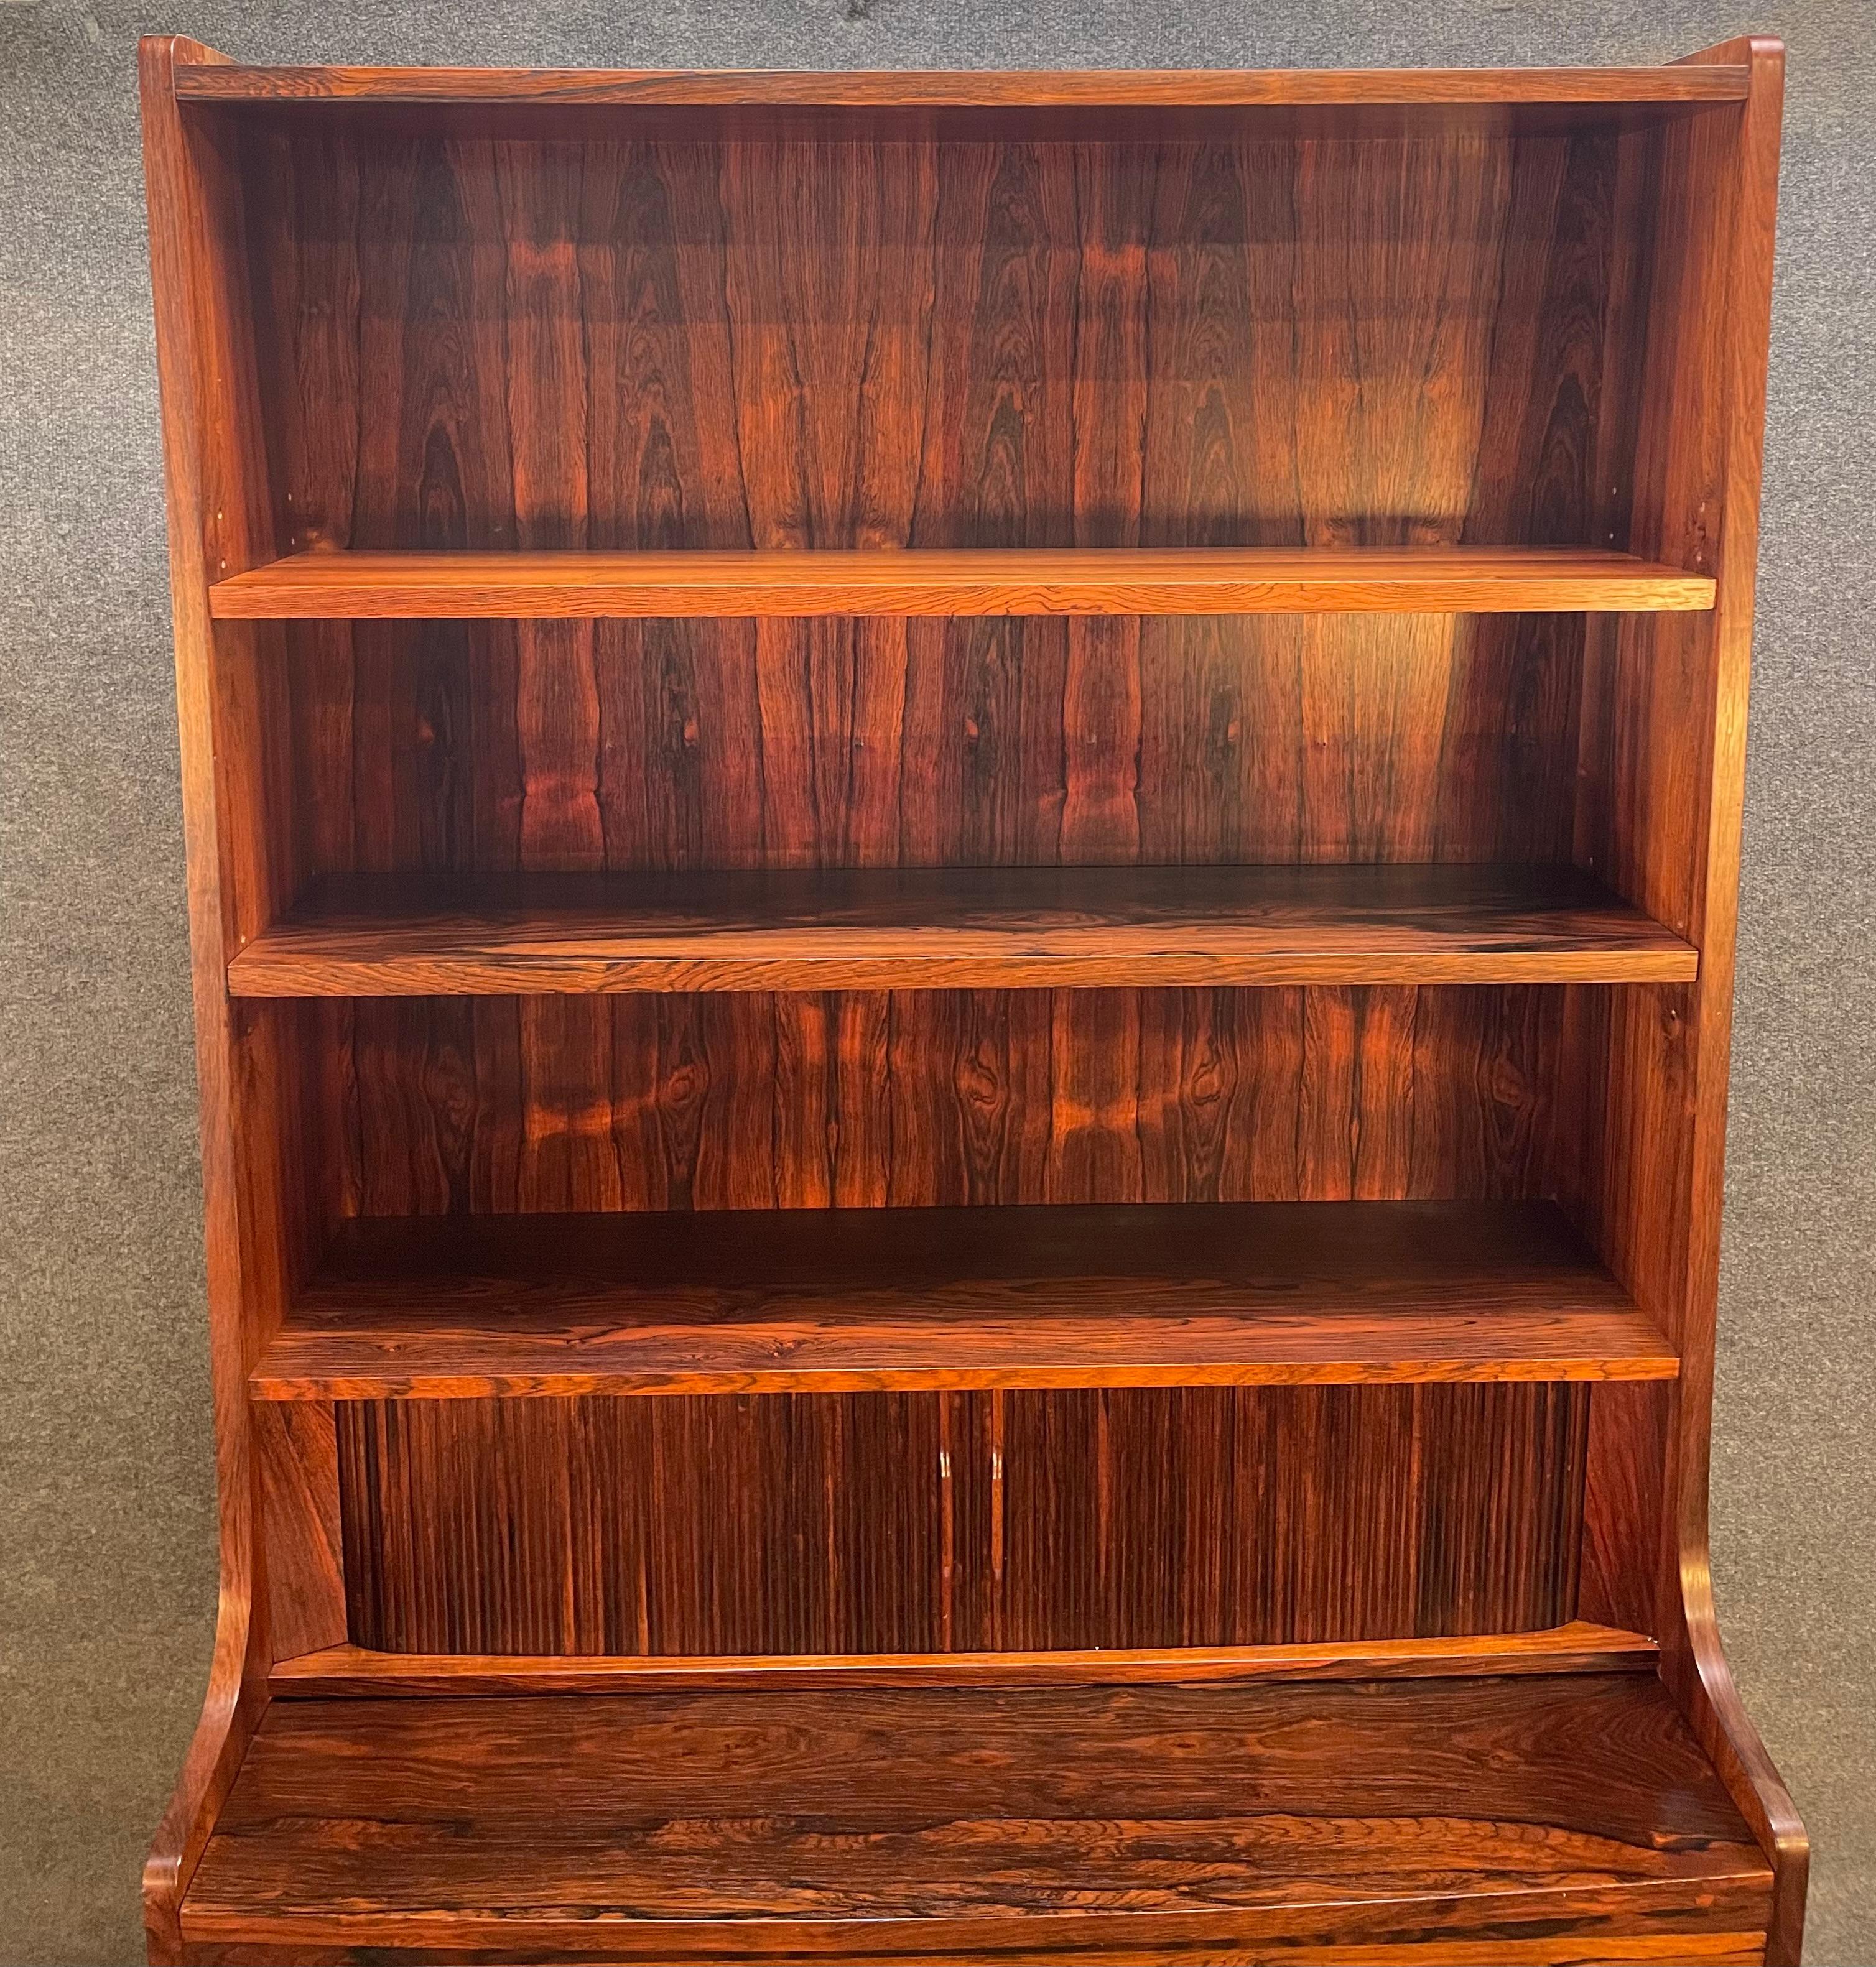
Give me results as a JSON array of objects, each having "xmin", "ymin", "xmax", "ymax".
[
  {"xmin": 180, "ymin": 1675, "xmax": 1772, "ymax": 1960},
  {"xmin": 227, "ymin": 864, "xmax": 1697, "ymax": 997},
  {"xmin": 175, "ymin": 63, "xmax": 1753, "ymax": 108},
  {"xmin": 206, "ymin": 547, "xmax": 1716, "ymax": 620},
  {"xmin": 271, "ymin": 1624, "xmax": 1661, "ymax": 1696},
  {"xmin": 251, "ymin": 1201, "xmax": 1676, "ymax": 1399}
]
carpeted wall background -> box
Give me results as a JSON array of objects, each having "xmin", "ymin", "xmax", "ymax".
[{"xmin": 1, "ymin": 2, "xmax": 1870, "ymax": 1960}]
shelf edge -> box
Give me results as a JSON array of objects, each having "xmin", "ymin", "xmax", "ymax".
[
  {"xmin": 175, "ymin": 63, "xmax": 1753, "ymax": 107},
  {"xmin": 269, "ymin": 1622, "xmax": 1662, "ymax": 1695}
]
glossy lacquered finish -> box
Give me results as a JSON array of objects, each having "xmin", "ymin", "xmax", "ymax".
[{"xmin": 139, "ymin": 30, "xmax": 1801, "ymax": 1967}]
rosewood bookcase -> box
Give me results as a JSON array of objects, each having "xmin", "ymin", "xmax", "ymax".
[{"xmin": 139, "ymin": 34, "xmax": 1804, "ymax": 1967}]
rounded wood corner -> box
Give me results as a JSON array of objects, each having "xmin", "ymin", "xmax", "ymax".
[
  {"xmin": 142, "ymin": 1594, "xmax": 265, "ymax": 1967},
  {"xmin": 1673, "ymin": 1554, "xmax": 1809, "ymax": 1967}
]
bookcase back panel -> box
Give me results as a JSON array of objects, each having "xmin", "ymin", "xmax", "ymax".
[
  {"xmin": 336, "ymin": 1383, "xmax": 1588, "ymax": 1655},
  {"xmin": 308, "ymin": 985, "xmax": 1563, "ymax": 1216},
  {"xmin": 243, "ymin": 127, "xmax": 1645, "ymax": 557},
  {"xmin": 282, "ymin": 611, "xmax": 1587, "ymax": 873}
]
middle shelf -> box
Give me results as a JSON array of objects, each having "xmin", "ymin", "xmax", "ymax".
[
  {"xmin": 207, "ymin": 545, "xmax": 1717, "ymax": 618},
  {"xmin": 251, "ymin": 1199, "xmax": 1677, "ymax": 1400},
  {"xmin": 228, "ymin": 863, "xmax": 1696, "ymax": 996}
]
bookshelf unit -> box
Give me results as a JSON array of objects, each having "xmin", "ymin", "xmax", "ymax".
[{"xmin": 139, "ymin": 34, "xmax": 1803, "ymax": 1967}]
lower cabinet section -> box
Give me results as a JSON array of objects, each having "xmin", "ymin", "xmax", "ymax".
[
  {"xmin": 335, "ymin": 1383, "xmax": 1589, "ymax": 1655},
  {"xmin": 177, "ymin": 1673, "xmax": 1770, "ymax": 1965}
]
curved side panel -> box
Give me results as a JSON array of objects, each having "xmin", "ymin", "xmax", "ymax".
[
  {"xmin": 1567, "ymin": 30, "xmax": 1803, "ymax": 1965},
  {"xmin": 139, "ymin": 33, "xmax": 304, "ymax": 1963},
  {"xmin": 1668, "ymin": 37, "xmax": 1807, "ymax": 1963}
]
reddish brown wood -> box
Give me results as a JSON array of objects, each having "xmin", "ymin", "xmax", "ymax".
[
  {"xmin": 283, "ymin": 618, "xmax": 1595, "ymax": 872},
  {"xmin": 210, "ymin": 545, "xmax": 1714, "ymax": 619},
  {"xmin": 1556, "ymin": 37, "xmax": 1806, "ymax": 1961},
  {"xmin": 308, "ymin": 986, "xmax": 1567, "ymax": 1215},
  {"xmin": 269, "ymin": 1620, "xmax": 1660, "ymax": 1694},
  {"xmin": 251, "ymin": 123, "xmax": 1639, "ymax": 895},
  {"xmin": 251, "ymin": 1402, "xmax": 346, "ymax": 1660},
  {"xmin": 251, "ymin": 1201, "xmax": 1674, "ymax": 1399},
  {"xmin": 143, "ymin": 31, "xmax": 1800, "ymax": 1965},
  {"xmin": 178, "ymin": 1677, "xmax": 1770, "ymax": 1960},
  {"xmin": 227, "ymin": 866, "xmax": 1696, "ymax": 996},
  {"xmin": 174, "ymin": 62, "xmax": 1753, "ymax": 106},
  {"xmin": 179, "ymin": 1938, "xmax": 1770, "ymax": 1966},
  {"xmin": 139, "ymin": 35, "xmax": 311, "ymax": 1963},
  {"xmin": 330, "ymin": 1383, "xmax": 1588, "ymax": 1655}
]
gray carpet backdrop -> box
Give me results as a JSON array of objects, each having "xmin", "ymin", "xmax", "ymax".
[{"xmin": 1, "ymin": 1, "xmax": 1869, "ymax": 1960}]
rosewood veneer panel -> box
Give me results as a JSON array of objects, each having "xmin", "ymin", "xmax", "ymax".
[
  {"xmin": 309, "ymin": 984, "xmax": 1565, "ymax": 1216},
  {"xmin": 333, "ymin": 1382, "xmax": 1587, "ymax": 1655},
  {"xmin": 243, "ymin": 127, "xmax": 1643, "ymax": 559},
  {"xmin": 178, "ymin": 1677, "xmax": 1772, "ymax": 1960},
  {"xmin": 247, "ymin": 121, "xmax": 1653, "ymax": 896},
  {"xmin": 281, "ymin": 613, "xmax": 1600, "ymax": 880}
]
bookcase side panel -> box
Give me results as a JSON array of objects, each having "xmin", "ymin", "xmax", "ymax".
[
  {"xmin": 139, "ymin": 39, "xmax": 317, "ymax": 1961},
  {"xmin": 1559, "ymin": 42, "xmax": 1803, "ymax": 1958}
]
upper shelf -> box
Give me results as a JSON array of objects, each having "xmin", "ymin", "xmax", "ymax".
[
  {"xmin": 226, "ymin": 864, "xmax": 1697, "ymax": 997},
  {"xmin": 207, "ymin": 548, "xmax": 1716, "ymax": 621},
  {"xmin": 175, "ymin": 62, "xmax": 1751, "ymax": 108}
]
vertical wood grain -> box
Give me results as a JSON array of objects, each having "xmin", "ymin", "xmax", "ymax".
[
  {"xmin": 313, "ymin": 983, "xmax": 1562, "ymax": 1215},
  {"xmin": 336, "ymin": 1384, "xmax": 1587, "ymax": 1657},
  {"xmin": 247, "ymin": 129, "xmax": 1624, "ymax": 889},
  {"xmin": 252, "ymin": 1401, "xmax": 346, "ymax": 1662}
]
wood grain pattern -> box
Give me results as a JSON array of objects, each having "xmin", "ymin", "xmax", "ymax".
[
  {"xmin": 251, "ymin": 1200, "xmax": 1675, "ymax": 1399},
  {"xmin": 179, "ymin": 1677, "xmax": 1772, "ymax": 1959},
  {"xmin": 1555, "ymin": 39, "xmax": 1806, "ymax": 1961},
  {"xmin": 251, "ymin": 1402, "xmax": 346, "ymax": 1659},
  {"xmin": 269, "ymin": 1621, "xmax": 1661, "ymax": 1694},
  {"xmin": 310, "ymin": 985, "xmax": 1566, "ymax": 1216},
  {"xmin": 210, "ymin": 545, "xmax": 1714, "ymax": 618},
  {"xmin": 239, "ymin": 126, "xmax": 1637, "ymax": 555},
  {"xmin": 139, "ymin": 36, "xmax": 309, "ymax": 1962},
  {"xmin": 142, "ymin": 32, "xmax": 1803, "ymax": 1965},
  {"xmin": 177, "ymin": 1937, "xmax": 1770, "ymax": 1967},
  {"xmin": 332, "ymin": 1382, "xmax": 1588, "ymax": 1655},
  {"xmin": 228, "ymin": 866, "xmax": 1696, "ymax": 996},
  {"xmin": 283, "ymin": 616, "xmax": 1595, "ymax": 875},
  {"xmin": 176, "ymin": 63, "xmax": 1755, "ymax": 106},
  {"xmin": 248, "ymin": 122, "xmax": 1643, "ymax": 904}
]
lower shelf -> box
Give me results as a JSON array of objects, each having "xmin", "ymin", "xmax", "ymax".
[
  {"xmin": 180, "ymin": 1673, "xmax": 1772, "ymax": 1965},
  {"xmin": 267, "ymin": 1622, "xmax": 1659, "ymax": 1696}
]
